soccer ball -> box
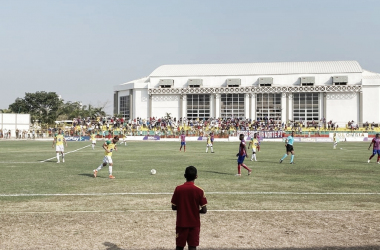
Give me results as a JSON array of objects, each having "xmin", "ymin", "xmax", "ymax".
[{"xmin": 150, "ymin": 169, "xmax": 157, "ymax": 175}]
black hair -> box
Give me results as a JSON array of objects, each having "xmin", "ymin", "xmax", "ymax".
[{"xmin": 184, "ymin": 166, "xmax": 197, "ymax": 181}]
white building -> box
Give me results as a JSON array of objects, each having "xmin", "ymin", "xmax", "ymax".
[{"xmin": 113, "ymin": 61, "xmax": 380, "ymax": 127}]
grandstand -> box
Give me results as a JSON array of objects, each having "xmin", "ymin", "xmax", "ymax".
[{"xmin": 114, "ymin": 60, "xmax": 380, "ymax": 128}]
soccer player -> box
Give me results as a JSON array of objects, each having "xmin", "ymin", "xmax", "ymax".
[
  {"xmin": 171, "ymin": 166, "xmax": 207, "ymax": 250},
  {"xmin": 90, "ymin": 131, "xmax": 97, "ymax": 150},
  {"xmin": 248, "ymin": 133, "xmax": 259, "ymax": 161},
  {"xmin": 280, "ymin": 131, "xmax": 295, "ymax": 164},
  {"xmin": 180, "ymin": 131, "xmax": 186, "ymax": 152},
  {"xmin": 333, "ymin": 133, "xmax": 339, "ymax": 149},
  {"xmin": 368, "ymin": 133, "xmax": 380, "ymax": 163},
  {"xmin": 205, "ymin": 133, "xmax": 214, "ymax": 153},
  {"xmin": 52, "ymin": 128, "xmax": 67, "ymax": 163},
  {"xmin": 236, "ymin": 134, "xmax": 252, "ymax": 176},
  {"xmin": 93, "ymin": 136, "xmax": 119, "ymax": 179},
  {"xmin": 256, "ymin": 133, "xmax": 261, "ymax": 152},
  {"xmin": 210, "ymin": 132, "xmax": 214, "ymax": 145}
]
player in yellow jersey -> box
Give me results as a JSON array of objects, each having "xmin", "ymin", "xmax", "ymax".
[
  {"xmin": 248, "ymin": 133, "xmax": 259, "ymax": 161},
  {"xmin": 52, "ymin": 128, "xmax": 67, "ymax": 163},
  {"xmin": 93, "ymin": 136, "xmax": 119, "ymax": 179},
  {"xmin": 205, "ymin": 133, "xmax": 214, "ymax": 153},
  {"xmin": 90, "ymin": 131, "xmax": 97, "ymax": 150}
]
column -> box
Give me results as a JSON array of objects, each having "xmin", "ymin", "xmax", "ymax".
[
  {"xmin": 182, "ymin": 94, "xmax": 187, "ymax": 120},
  {"xmin": 149, "ymin": 94, "xmax": 152, "ymax": 118},
  {"xmin": 244, "ymin": 93, "xmax": 250, "ymax": 119},
  {"xmin": 129, "ymin": 89, "xmax": 133, "ymax": 120},
  {"xmin": 359, "ymin": 91, "xmax": 363, "ymax": 126},
  {"xmin": 215, "ymin": 93, "xmax": 221, "ymax": 118},
  {"xmin": 251, "ymin": 93, "xmax": 256, "ymax": 120},
  {"xmin": 113, "ymin": 91, "xmax": 119, "ymax": 115}
]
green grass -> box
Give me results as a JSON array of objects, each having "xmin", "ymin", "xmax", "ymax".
[{"xmin": 0, "ymin": 140, "xmax": 379, "ymax": 211}]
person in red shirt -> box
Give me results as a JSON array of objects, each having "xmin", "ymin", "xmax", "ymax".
[
  {"xmin": 171, "ymin": 166, "xmax": 207, "ymax": 250},
  {"xmin": 236, "ymin": 133, "xmax": 252, "ymax": 176}
]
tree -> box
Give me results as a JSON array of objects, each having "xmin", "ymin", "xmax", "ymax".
[{"xmin": 8, "ymin": 91, "xmax": 63, "ymax": 124}]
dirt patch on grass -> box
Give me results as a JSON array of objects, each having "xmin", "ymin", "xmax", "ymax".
[{"xmin": 1, "ymin": 211, "xmax": 379, "ymax": 249}]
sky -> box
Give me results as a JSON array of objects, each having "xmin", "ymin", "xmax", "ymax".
[{"xmin": 1, "ymin": 0, "xmax": 379, "ymax": 115}]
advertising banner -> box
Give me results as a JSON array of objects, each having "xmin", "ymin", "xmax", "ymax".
[
  {"xmin": 143, "ymin": 135, "xmax": 161, "ymax": 140},
  {"xmin": 237, "ymin": 130, "xmax": 284, "ymax": 140},
  {"xmin": 65, "ymin": 136, "xmax": 90, "ymax": 141}
]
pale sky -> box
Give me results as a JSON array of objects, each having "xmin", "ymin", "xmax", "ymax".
[{"xmin": 1, "ymin": 0, "xmax": 379, "ymax": 115}]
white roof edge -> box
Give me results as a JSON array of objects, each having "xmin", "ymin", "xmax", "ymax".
[{"xmin": 149, "ymin": 61, "xmax": 363, "ymax": 77}]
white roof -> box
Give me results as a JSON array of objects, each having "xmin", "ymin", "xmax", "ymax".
[
  {"xmin": 149, "ymin": 61, "xmax": 362, "ymax": 77},
  {"xmin": 362, "ymin": 70, "xmax": 380, "ymax": 79}
]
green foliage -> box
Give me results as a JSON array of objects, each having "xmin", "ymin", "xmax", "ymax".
[
  {"xmin": 8, "ymin": 92, "xmax": 107, "ymax": 125},
  {"xmin": 8, "ymin": 91, "xmax": 62, "ymax": 124}
]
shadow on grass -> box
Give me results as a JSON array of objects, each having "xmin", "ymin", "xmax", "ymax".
[
  {"xmin": 101, "ymin": 243, "xmax": 380, "ymax": 250},
  {"xmin": 200, "ymin": 170, "xmax": 232, "ymax": 175},
  {"xmin": 103, "ymin": 242, "xmax": 124, "ymax": 250},
  {"xmin": 78, "ymin": 173, "xmax": 110, "ymax": 178}
]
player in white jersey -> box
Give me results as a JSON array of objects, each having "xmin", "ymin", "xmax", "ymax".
[
  {"xmin": 248, "ymin": 133, "xmax": 259, "ymax": 161},
  {"xmin": 90, "ymin": 131, "xmax": 97, "ymax": 150},
  {"xmin": 52, "ymin": 128, "xmax": 67, "ymax": 163},
  {"xmin": 93, "ymin": 136, "xmax": 119, "ymax": 179}
]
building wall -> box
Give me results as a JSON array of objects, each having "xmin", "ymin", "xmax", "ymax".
[
  {"xmin": 326, "ymin": 92, "xmax": 359, "ymax": 126},
  {"xmin": 149, "ymin": 73, "xmax": 362, "ymax": 88},
  {"xmin": 115, "ymin": 64, "xmax": 376, "ymax": 124},
  {"xmin": 362, "ymin": 85, "xmax": 380, "ymax": 123},
  {"xmin": 151, "ymin": 94, "xmax": 180, "ymax": 119},
  {"xmin": 134, "ymin": 89, "xmax": 149, "ymax": 119},
  {"xmin": 0, "ymin": 114, "xmax": 30, "ymax": 137}
]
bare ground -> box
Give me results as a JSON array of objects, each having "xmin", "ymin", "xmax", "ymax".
[{"xmin": 1, "ymin": 211, "xmax": 380, "ymax": 250}]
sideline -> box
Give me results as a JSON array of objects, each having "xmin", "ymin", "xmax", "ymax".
[{"xmin": 1, "ymin": 209, "xmax": 379, "ymax": 214}]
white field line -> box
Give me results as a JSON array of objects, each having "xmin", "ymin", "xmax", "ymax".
[
  {"xmin": 1, "ymin": 191, "xmax": 379, "ymax": 197},
  {"xmin": 1, "ymin": 210, "xmax": 379, "ymax": 214},
  {"xmin": 40, "ymin": 144, "xmax": 91, "ymax": 162}
]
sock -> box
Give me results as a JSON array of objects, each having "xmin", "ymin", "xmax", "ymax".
[
  {"xmin": 281, "ymin": 154, "xmax": 287, "ymax": 160},
  {"xmin": 254, "ymin": 154, "xmax": 257, "ymax": 161},
  {"xmin": 251, "ymin": 154, "xmax": 254, "ymax": 161},
  {"xmin": 211, "ymin": 146, "xmax": 213, "ymax": 152},
  {"xmin": 109, "ymin": 166, "xmax": 113, "ymax": 176},
  {"xmin": 206, "ymin": 147, "xmax": 208, "ymax": 153},
  {"xmin": 184, "ymin": 146, "xmax": 185, "ymax": 152},
  {"xmin": 291, "ymin": 155, "xmax": 294, "ymax": 162},
  {"xmin": 242, "ymin": 164, "xmax": 251, "ymax": 172},
  {"xmin": 62, "ymin": 153, "xmax": 65, "ymax": 160},
  {"xmin": 237, "ymin": 164, "xmax": 241, "ymax": 174},
  {"xmin": 56, "ymin": 153, "xmax": 60, "ymax": 161},
  {"xmin": 92, "ymin": 144, "xmax": 95, "ymax": 149},
  {"xmin": 369, "ymin": 155, "xmax": 374, "ymax": 160},
  {"xmin": 96, "ymin": 164, "xmax": 103, "ymax": 171},
  {"xmin": 377, "ymin": 156, "xmax": 380, "ymax": 162}
]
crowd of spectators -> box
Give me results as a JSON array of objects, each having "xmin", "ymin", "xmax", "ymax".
[{"xmin": 1, "ymin": 116, "xmax": 379, "ymax": 139}]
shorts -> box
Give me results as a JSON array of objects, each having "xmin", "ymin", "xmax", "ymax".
[
  {"xmin": 102, "ymin": 156, "xmax": 113, "ymax": 164},
  {"xmin": 176, "ymin": 226, "xmax": 200, "ymax": 247},
  {"xmin": 251, "ymin": 148, "xmax": 256, "ymax": 153},
  {"xmin": 92, "ymin": 140, "xmax": 96, "ymax": 144},
  {"xmin": 181, "ymin": 142, "xmax": 186, "ymax": 146},
  {"xmin": 372, "ymin": 149, "xmax": 380, "ymax": 155},
  {"xmin": 286, "ymin": 144, "xmax": 294, "ymax": 152},
  {"xmin": 206, "ymin": 143, "xmax": 212, "ymax": 147},
  {"xmin": 237, "ymin": 155, "xmax": 246, "ymax": 164},
  {"xmin": 55, "ymin": 145, "xmax": 64, "ymax": 152}
]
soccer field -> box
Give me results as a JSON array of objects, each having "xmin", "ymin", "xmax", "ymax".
[{"xmin": 0, "ymin": 139, "xmax": 379, "ymax": 249}]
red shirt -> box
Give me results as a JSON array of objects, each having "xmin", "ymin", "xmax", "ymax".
[
  {"xmin": 171, "ymin": 182, "xmax": 207, "ymax": 227},
  {"xmin": 239, "ymin": 140, "xmax": 247, "ymax": 156}
]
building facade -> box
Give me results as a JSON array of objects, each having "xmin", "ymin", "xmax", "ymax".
[{"xmin": 114, "ymin": 61, "xmax": 380, "ymax": 127}]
